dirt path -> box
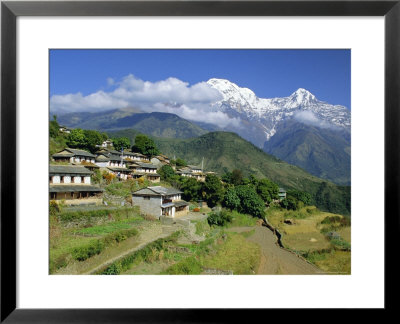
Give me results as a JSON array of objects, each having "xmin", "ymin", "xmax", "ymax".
[{"xmin": 228, "ymin": 226, "xmax": 323, "ymax": 275}]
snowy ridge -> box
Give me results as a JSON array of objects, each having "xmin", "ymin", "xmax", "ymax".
[{"xmin": 207, "ymin": 78, "xmax": 350, "ymax": 140}]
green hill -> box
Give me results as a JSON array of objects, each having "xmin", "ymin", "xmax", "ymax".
[
  {"xmin": 153, "ymin": 132, "xmax": 351, "ymax": 215},
  {"xmin": 57, "ymin": 108, "xmax": 207, "ymax": 139},
  {"xmin": 263, "ymin": 121, "xmax": 351, "ymax": 185}
]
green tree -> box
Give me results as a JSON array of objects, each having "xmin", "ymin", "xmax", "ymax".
[
  {"xmin": 221, "ymin": 171, "xmax": 232, "ymax": 184},
  {"xmin": 222, "ymin": 187, "xmax": 240, "ymax": 210},
  {"xmin": 83, "ymin": 129, "xmax": 104, "ymax": 153},
  {"xmin": 49, "ymin": 115, "xmax": 60, "ymax": 138},
  {"xmin": 180, "ymin": 177, "xmax": 202, "ymax": 201},
  {"xmin": 231, "ymin": 169, "xmax": 243, "ymax": 185},
  {"xmin": 280, "ymin": 196, "xmax": 299, "ymax": 210},
  {"xmin": 159, "ymin": 165, "xmax": 175, "ymax": 181},
  {"xmin": 203, "ymin": 174, "xmax": 225, "ymax": 208},
  {"xmin": 112, "ymin": 137, "xmax": 131, "ymax": 151},
  {"xmin": 287, "ymin": 189, "xmax": 312, "ymax": 206},
  {"xmin": 175, "ymin": 158, "xmax": 187, "ymax": 167},
  {"xmin": 235, "ymin": 185, "xmax": 265, "ymax": 218},
  {"xmin": 66, "ymin": 128, "xmax": 87, "ymax": 149},
  {"xmin": 101, "ymin": 132, "xmax": 108, "ymax": 141},
  {"xmin": 256, "ymin": 178, "xmax": 279, "ymax": 204},
  {"xmin": 132, "ymin": 134, "xmax": 160, "ymax": 157}
]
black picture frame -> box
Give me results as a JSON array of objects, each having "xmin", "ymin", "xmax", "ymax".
[{"xmin": 1, "ymin": 0, "xmax": 398, "ymax": 322}]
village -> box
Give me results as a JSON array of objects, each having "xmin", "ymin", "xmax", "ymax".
[
  {"xmin": 49, "ymin": 136, "xmax": 223, "ymax": 220},
  {"xmin": 49, "ymin": 126, "xmax": 350, "ymax": 276}
]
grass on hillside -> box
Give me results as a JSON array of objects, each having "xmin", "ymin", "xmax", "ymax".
[
  {"xmin": 50, "ymin": 207, "xmax": 144, "ymax": 274},
  {"xmin": 162, "ymin": 231, "xmax": 260, "ymax": 275},
  {"xmin": 266, "ymin": 205, "xmax": 351, "ymax": 274}
]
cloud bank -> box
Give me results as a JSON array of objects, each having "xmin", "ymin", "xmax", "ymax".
[
  {"xmin": 50, "ymin": 74, "xmax": 241, "ymax": 129},
  {"xmin": 293, "ymin": 110, "xmax": 337, "ymax": 129}
]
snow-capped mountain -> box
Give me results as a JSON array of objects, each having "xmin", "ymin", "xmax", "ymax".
[{"xmin": 207, "ymin": 78, "xmax": 350, "ymax": 142}]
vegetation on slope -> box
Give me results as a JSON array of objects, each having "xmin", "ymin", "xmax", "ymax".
[
  {"xmin": 263, "ymin": 120, "xmax": 351, "ymax": 185},
  {"xmin": 58, "ymin": 108, "xmax": 208, "ymax": 139},
  {"xmin": 152, "ymin": 131, "xmax": 350, "ymax": 215}
]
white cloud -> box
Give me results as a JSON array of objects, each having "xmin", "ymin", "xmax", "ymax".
[
  {"xmin": 50, "ymin": 74, "xmax": 242, "ymax": 129},
  {"xmin": 293, "ymin": 110, "xmax": 336, "ymax": 129}
]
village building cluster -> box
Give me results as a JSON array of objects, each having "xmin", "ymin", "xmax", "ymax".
[{"xmin": 49, "ymin": 142, "xmax": 209, "ymax": 219}]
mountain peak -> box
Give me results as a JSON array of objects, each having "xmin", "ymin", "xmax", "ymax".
[{"xmin": 289, "ymin": 88, "xmax": 317, "ymax": 105}]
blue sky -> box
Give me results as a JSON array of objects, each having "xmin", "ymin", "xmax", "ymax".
[{"xmin": 50, "ymin": 49, "xmax": 350, "ymax": 110}]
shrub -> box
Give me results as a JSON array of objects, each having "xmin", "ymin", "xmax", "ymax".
[
  {"xmin": 207, "ymin": 210, "xmax": 233, "ymax": 227},
  {"xmin": 222, "ymin": 187, "xmax": 241, "ymax": 210},
  {"xmin": 330, "ymin": 239, "xmax": 351, "ymax": 251},
  {"xmin": 163, "ymin": 256, "xmax": 202, "ymax": 274},
  {"xmin": 49, "ymin": 200, "xmax": 61, "ymax": 215},
  {"xmin": 71, "ymin": 240, "xmax": 105, "ymax": 261},
  {"xmin": 234, "ymin": 185, "xmax": 265, "ymax": 218}
]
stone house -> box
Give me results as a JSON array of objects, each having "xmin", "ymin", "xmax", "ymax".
[
  {"xmin": 52, "ymin": 148, "xmax": 96, "ymax": 164},
  {"xmin": 49, "ymin": 165, "xmax": 103, "ymax": 205},
  {"xmin": 95, "ymin": 153, "xmax": 126, "ymax": 168},
  {"xmin": 100, "ymin": 139, "xmax": 113, "ymax": 148},
  {"xmin": 132, "ymin": 186, "xmax": 189, "ymax": 219},
  {"xmin": 129, "ymin": 162, "xmax": 161, "ymax": 183},
  {"xmin": 106, "ymin": 166, "xmax": 132, "ymax": 180},
  {"xmin": 177, "ymin": 166, "xmax": 206, "ymax": 182}
]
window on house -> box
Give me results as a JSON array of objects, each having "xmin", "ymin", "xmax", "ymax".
[
  {"xmin": 143, "ymin": 196, "xmax": 150, "ymax": 200},
  {"xmin": 60, "ymin": 176, "xmax": 64, "ymax": 183},
  {"xmin": 49, "ymin": 176, "xmax": 53, "ymax": 183},
  {"xmin": 81, "ymin": 176, "xmax": 85, "ymax": 183}
]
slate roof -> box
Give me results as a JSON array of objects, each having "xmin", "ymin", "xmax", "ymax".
[
  {"xmin": 174, "ymin": 201, "xmax": 189, "ymax": 208},
  {"xmin": 137, "ymin": 162, "xmax": 158, "ymax": 169},
  {"xmin": 107, "ymin": 167, "xmax": 131, "ymax": 172},
  {"xmin": 53, "ymin": 148, "xmax": 96, "ymax": 158},
  {"xmin": 188, "ymin": 165, "xmax": 201, "ymax": 170},
  {"xmin": 132, "ymin": 186, "xmax": 182, "ymax": 196},
  {"xmin": 108, "ymin": 154, "xmax": 123, "ymax": 161},
  {"xmin": 49, "ymin": 165, "xmax": 93, "ymax": 175},
  {"xmin": 49, "ymin": 184, "xmax": 103, "ymax": 193},
  {"xmin": 95, "ymin": 155, "xmax": 110, "ymax": 162}
]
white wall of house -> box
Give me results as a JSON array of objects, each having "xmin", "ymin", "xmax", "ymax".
[
  {"xmin": 95, "ymin": 162, "xmax": 108, "ymax": 168},
  {"xmin": 84, "ymin": 176, "xmax": 91, "ymax": 184},
  {"xmin": 63, "ymin": 176, "xmax": 71, "ymax": 184},
  {"xmin": 52, "ymin": 175, "xmax": 60, "ymax": 184},
  {"xmin": 73, "ymin": 176, "xmax": 81, "ymax": 184}
]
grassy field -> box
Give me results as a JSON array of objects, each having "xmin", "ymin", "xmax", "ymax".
[
  {"xmin": 102, "ymin": 219, "xmax": 261, "ymax": 275},
  {"xmin": 50, "ymin": 206, "xmax": 145, "ymax": 274},
  {"xmin": 266, "ymin": 206, "xmax": 351, "ymax": 274}
]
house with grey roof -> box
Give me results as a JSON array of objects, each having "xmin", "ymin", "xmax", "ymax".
[
  {"xmin": 106, "ymin": 166, "xmax": 132, "ymax": 180},
  {"xmin": 177, "ymin": 166, "xmax": 206, "ymax": 182},
  {"xmin": 52, "ymin": 148, "xmax": 96, "ymax": 164},
  {"xmin": 132, "ymin": 186, "xmax": 189, "ymax": 218},
  {"xmin": 49, "ymin": 165, "xmax": 103, "ymax": 205},
  {"xmin": 129, "ymin": 162, "xmax": 160, "ymax": 183},
  {"xmin": 94, "ymin": 153, "xmax": 126, "ymax": 168}
]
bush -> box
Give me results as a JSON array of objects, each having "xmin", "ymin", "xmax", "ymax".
[
  {"xmin": 163, "ymin": 256, "xmax": 202, "ymax": 274},
  {"xmin": 330, "ymin": 239, "xmax": 351, "ymax": 251},
  {"xmin": 49, "ymin": 200, "xmax": 60, "ymax": 215},
  {"xmin": 71, "ymin": 240, "xmax": 105, "ymax": 261},
  {"xmin": 207, "ymin": 210, "xmax": 233, "ymax": 227}
]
